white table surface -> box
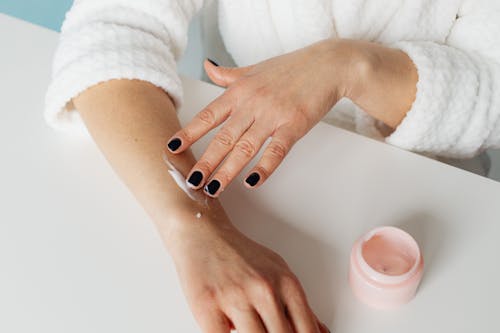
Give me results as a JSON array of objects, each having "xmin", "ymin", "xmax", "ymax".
[{"xmin": 1, "ymin": 13, "xmax": 500, "ymax": 333}]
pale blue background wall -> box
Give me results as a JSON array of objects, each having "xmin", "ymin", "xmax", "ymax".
[
  {"xmin": 0, "ymin": 0, "xmax": 205, "ymax": 79},
  {"xmin": 0, "ymin": 0, "xmax": 72, "ymax": 31}
]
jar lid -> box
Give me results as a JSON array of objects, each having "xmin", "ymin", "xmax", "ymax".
[{"xmin": 349, "ymin": 226, "xmax": 424, "ymax": 309}]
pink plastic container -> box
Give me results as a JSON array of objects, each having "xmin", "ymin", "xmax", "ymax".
[{"xmin": 349, "ymin": 226, "xmax": 424, "ymax": 309}]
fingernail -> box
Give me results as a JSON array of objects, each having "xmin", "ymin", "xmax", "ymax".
[
  {"xmin": 187, "ymin": 171, "xmax": 203, "ymax": 187},
  {"xmin": 245, "ymin": 172, "xmax": 260, "ymax": 187},
  {"xmin": 205, "ymin": 179, "xmax": 221, "ymax": 196},
  {"xmin": 167, "ymin": 138, "xmax": 182, "ymax": 152},
  {"xmin": 207, "ymin": 58, "xmax": 219, "ymax": 67}
]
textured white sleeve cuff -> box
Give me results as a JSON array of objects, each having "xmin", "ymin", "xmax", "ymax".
[
  {"xmin": 44, "ymin": 5, "xmax": 187, "ymax": 135},
  {"xmin": 386, "ymin": 40, "xmax": 499, "ymax": 158}
]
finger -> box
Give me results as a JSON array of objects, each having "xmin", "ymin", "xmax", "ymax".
[
  {"xmin": 225, "ymin": 306, "xmax": 267, "ymax": 333},
  {"xmin": 253, "ymin": 292, "xmax": 293, "ymax": 333},
  {"xmin": 318, "ymin": 320, "xmax": 331, "ymax": 333},
  {"xmin": 244, "ymin": 126, "xmax": 296, "ymax": 189},
  {"xmin": 186, "ymin": 114, "xmax": 254, "ymax": 190},
  {"xmin": 313, "ymin": 313, "xmax": 331, "ymax": 333},
  {"xmin": 167, "ymin": 96, "xmax": 232, "ymax": 154},
  {"xmin": 281, "ymin": 277, "xmax": 320, "ymax": 333},
  {"xmin": 285, "ymin": 300, "xmax": 321, "ymax": 333},
  {"xmin": 203, "ymin": 124, "xmax": 271, "ymax": 197},
  {"xmin": 205, "ymin": 59, "xmax": 255, "ymax": 87},
  {"xmin": 193, "ymin": 307, "xmax": 231, "ymax": 333}
]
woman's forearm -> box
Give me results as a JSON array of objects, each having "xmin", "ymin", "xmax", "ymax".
[
  {"xmin": 73, "ymin": 79, "xmax": 225, "ymax": 248},
  {"xmin": 72, "ymin": 79, "xmax": 328, "ymax": 333}
]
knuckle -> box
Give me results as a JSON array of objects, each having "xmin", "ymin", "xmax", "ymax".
[
  {"xmin": 192, "ymin": 307, "xmax": 230, "ymax": 333},
  {"xmin": 281, "ymin": 273, "xmax": 301, "ymax": 291},
  {"xmin": 232, "ymin": 301, "xmax": 253, "ymax": 313},
  {"xmin": 190, "ymin": 289, "xmax": 217, "ymax": 319},
  {"xmin": 281, "ymin": 273, "xmax": 307, "ymax": 302},
  {"xmin": 214, "ymin": 129, "xmax": 235, "ymax": 147},
  {"xmin": 213, "ymin": 170, "xmax": 230, "ymax": 185},
  {"xmin": 248, "ymin": 275, "xmax": 277, "ymax": 306},
  {"xmin": 268, "ymin": 141, "xmax": 288, "ymax": 160},
  {"xmin": 224, "ymin": 285, "xmax": 246, "ymax": 300},
  {"xmin": 223, "ymin": 286, "xmax": 252, "ymax": 311},
  {"xmin": 197, "ymin": 108, "xmax": 217, "ymax": 126},
  {"xmin": 235, "ymin": 139, "xmax": 256, "ymax": 158},
  {"xmin": 201, "ymin": 317, "xmax": 230, "ymax": 333},
  {"xmin": 253, "ymin": 166, "xmax": 270, "ymax": 180},
  {"xmin": 197, "ymin": 286, "xmax": 217, "ymax": 304},
  {"xmin": 255, "ymin": 278, "xmax": 276, "ymax": 301},
  {"xmin": 196, "ymin": 159, "xmax": 214, "ymax": 174},
  {"xmin": 179, "ymin": 128, "xmax": 194, "ymax": 143}
]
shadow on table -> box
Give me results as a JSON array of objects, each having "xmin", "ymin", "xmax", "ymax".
[{"xmin": 397, "ymin": 212, "xmax": 449, "ymax": 290}]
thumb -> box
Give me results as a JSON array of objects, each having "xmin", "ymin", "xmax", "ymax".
[{"xmin": 204, "ymin": 59, "xmax": 254, "ymax": 87}]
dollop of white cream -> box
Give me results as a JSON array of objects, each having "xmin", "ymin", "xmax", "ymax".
[{"xmin": 162, "ymin": 152, "xmax": 205, "ymax": 203}]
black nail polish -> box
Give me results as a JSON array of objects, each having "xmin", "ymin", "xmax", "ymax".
[
  {"xmin": 245, "ymin": 172, "xmax": 260, "ymax": 187},
  {"xmin": 187, "ymin": 171, "xmax": 203, "ymax": 187},
  {"xmin": 205, "ymin": 179, "xmax": 221, "ymax": 196},
  {"xmin": 207, "ymin": 58, "xmax": 219, "ymax": 67},
  {"xmin": 167, "ymin": 138, "xmax": 182, "ymax": 151}
]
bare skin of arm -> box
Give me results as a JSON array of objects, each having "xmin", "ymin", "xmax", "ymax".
[{"xmin": 73, "ymin": 79, "xmax": 328, "ymax": 333}]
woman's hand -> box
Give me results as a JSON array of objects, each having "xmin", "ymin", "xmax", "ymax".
[
  {"xmin": 167, "ymin": 39, "xmax": 417, "ymax": 197},
  {"xmin": 167, "ymin": 205, "xmax": 329, "ymax": 333}
]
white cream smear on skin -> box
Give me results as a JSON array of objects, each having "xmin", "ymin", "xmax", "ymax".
[{"xmin": 162, "ymin": 152, "xmax": 206, "ymax": 218}]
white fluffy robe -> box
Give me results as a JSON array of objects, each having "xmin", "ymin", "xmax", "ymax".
[{"xmin": 45, "ymin": 0, "xmax": 500, "ymax": 158}]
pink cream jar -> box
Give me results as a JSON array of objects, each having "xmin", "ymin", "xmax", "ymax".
[{"xmin": 349, "ymin": 226, "xmax": 424, "ymax": 309}]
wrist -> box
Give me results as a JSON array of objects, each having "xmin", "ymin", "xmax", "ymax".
[
  {"xmin": 154, "ymin": 198, "xmax": 235, "ymax": 254},
  {"xmin": 331, "ymin": 39, "xmax": 378, "ymax": 101},
  {"xmin": 311, "ymin": 38, "xmax": 374, "ymax": 102},
  {"xmin": 338, "ymin": 40, "xmax": 418, "ymax": 128}
]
